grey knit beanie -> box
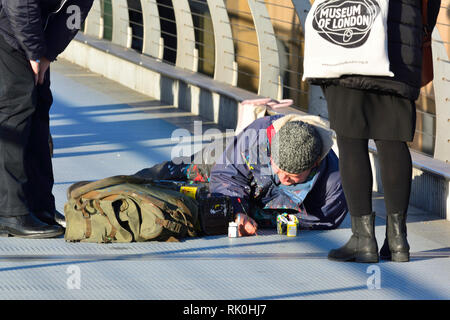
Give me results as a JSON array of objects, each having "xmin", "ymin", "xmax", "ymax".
[{"xmin": 271, "ymin": 121, "xmax": 322, "ymax": 174}]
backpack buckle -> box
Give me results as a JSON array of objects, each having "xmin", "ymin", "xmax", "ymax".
[{"xmin": 166, "ymin": 220, "xmax": 182, "ymax": 233}]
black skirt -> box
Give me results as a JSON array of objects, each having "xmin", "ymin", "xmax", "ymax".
[{"xmin": 322, "ymin": 84, "xmax": 416, "ymax": 142}]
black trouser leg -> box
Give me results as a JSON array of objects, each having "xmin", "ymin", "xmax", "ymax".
[
  {"xmin": 23, "ymin": 69, "xmax": 56, "ymax": 213},
  {"xmin": 0, "ymin": 37, "xmax": 37, "ymax": 216},
  {"xmin": 0, "ymin": 36, "xmax": 55, "ymax": 217}
]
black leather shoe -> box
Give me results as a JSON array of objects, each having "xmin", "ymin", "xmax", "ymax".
[
  {"xmin": 0, "ymin": 214, "xmax": 64, "ymax": 239},
  {"xmin": 34, "ymin": 210, "xmax": 66, "ymax": 228}
]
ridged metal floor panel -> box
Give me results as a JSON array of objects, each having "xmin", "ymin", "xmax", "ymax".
[{"xmin": 0, "ymin": 60, "xmax": 448, "ymax": 300}]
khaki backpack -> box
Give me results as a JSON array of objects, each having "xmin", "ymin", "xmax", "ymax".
[{"xmin": 64, "ymin": 175, "xmax": 198, "ymax": 243}]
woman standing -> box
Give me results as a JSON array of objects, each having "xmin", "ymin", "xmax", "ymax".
[{"xmin": 307, "ymin": 0, "xmax": 441, "ymax": 262}]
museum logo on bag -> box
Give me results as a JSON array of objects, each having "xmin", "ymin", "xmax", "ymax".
[{"xmin": 312, "ymin": 0, "xmax": 380, "ymax": 48}]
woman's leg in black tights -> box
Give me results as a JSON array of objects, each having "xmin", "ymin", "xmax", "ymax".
[
  {"xmin": 336, "ymin": 135, "xmax": 373, "ymax": 217},
  {"xmin": 374, "ymin": 140, "xmax": 412, "ymax": 215},
  {"xmin": 375, "ymin": 139, "xmax": 412, "ymax": 261},
  {"xmin": 329, "ymin": 135, "xmax": 379, "ymax": 262}
]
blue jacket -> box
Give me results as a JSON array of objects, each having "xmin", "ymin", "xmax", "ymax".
[{"xmin": 209, "ymin": 114, "xmax": 348, "ymax": 230}]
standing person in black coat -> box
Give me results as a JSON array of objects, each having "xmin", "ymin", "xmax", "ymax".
[
  {"xmin": 0, "ymin": 0, "xmax": 93, "ymax": 238},
  {"xmin": 307, "ymin": 0, "xmax": 441, "ymax": 262}
]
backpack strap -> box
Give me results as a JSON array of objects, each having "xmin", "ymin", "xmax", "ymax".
[
  {"xmin": 422, "ymin": 0, "xmax": 429, "ymax": 32},
  {"xmin": 74, "ymin": 193, "xmax": 119, "ymax": 241},
  {"xmin": 69, "ymin": 175, "xmax": 153, "ymax": 199},
  {"xmin": 93, "ymin": 199, "xmax": 118, "ymax": 242}
]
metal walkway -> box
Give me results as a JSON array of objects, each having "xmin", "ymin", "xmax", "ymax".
[{"xmin": 0, "ymin": 60, "xmax": 449, "ymax": 300}]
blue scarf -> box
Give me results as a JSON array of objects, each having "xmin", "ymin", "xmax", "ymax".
[{"xmin": 263, "ymin": 165, "xmax": 319, "ymax": 211}]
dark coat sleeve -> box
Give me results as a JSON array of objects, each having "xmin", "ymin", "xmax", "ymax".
[
  {"xmin": 0, "ymin": 0, "xmax": 46, "ymax": 60},
  {"xmin": 44, "ymin": 0, "xmax": 94, "ymax": 61}
]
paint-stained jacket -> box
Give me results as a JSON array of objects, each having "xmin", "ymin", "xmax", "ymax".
[{"xmin": 209, "ymin": 114, "xmax": 348, "ymax": 230}]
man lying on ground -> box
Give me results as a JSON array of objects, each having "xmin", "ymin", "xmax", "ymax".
[{"xmin": 135, "ymin": 113, "xmax": 348, "ymax": 236}]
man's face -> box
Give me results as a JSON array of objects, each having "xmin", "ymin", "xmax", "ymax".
[{"xmin": 271, "ymin": 160, "xmax": 314, "ymax": 186}]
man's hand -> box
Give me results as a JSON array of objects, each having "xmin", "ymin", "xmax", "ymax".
[
  {"xmin": 235, "ymin": 213, "xmax": 258, "ymax": 237},
  {"xmin": 29, "ymin": 57, "xmax": 50, "ymax": 85},
  {"xmin": 38, "ymin": 57, "xmax": 50, "ymax": 85},
  {"xmin": 29, "ymin": 60, "xmax": 40, "ymax": 85}
]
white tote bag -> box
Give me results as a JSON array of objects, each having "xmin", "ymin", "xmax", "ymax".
[{"xmin": 302, "ymin": 0, "xmax": 394, "ymax": 80}]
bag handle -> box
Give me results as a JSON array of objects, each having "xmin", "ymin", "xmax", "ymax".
[
  {"xmin": 69, "ymin": 175, "xmax": 153, "ymax": 199},
  {"xmin": 421, "ymin": 0, "xmax": 434, "ymax": 87},
  {"xmin": 422, "ymin": 0, "xmax": 428, "ymax": 32}
]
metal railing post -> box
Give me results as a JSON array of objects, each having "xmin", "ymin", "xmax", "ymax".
[
  {"xmin": 247, "ymin": 0, "xmax": 281, "ymax": 99},
  {"xmin": 111, "ymin": 0, "xmax": 131, "ymax": 47},
  {"xmin": 206, "ymin": 0, "xmax": 236, "ymax": 85},
  {"xmin": 84, "ymin": 0, "xmax": 103, "ymax": 38},
  {"xmin": 140, "ymin": 0, "xmax": 163, "ymax": 60},
  {"xmin": 172, "ymin": 0, "xmax": 197, "ymax": 71}
]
